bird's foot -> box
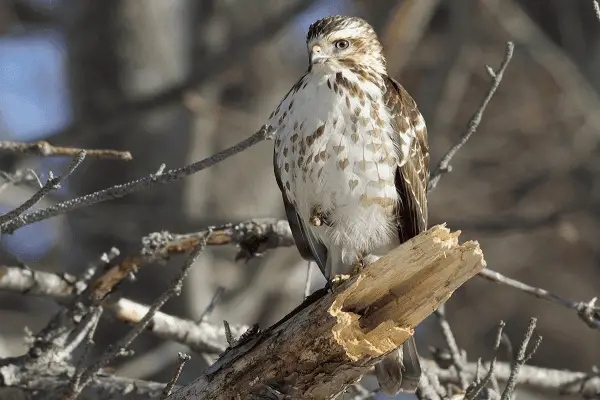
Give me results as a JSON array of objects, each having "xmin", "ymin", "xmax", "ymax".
[{"xmin": 325, "ymin": 274, "xmax": 351, "ymax": 292}]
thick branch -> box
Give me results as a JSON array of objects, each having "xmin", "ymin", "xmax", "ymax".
[
  {"xmin": 168, "ymin": 225, "xmax": 485, "ymax": 399},
  {"xmin": 0, "ymin": 140, "xmax": 132, "ymax": 160},
  {"xmin": 107, "ymin": 298, "xmax": 247, "ymax": 354},
  {"xmin": 0, "ymin": 361, "xmax": 166, "ymax": 398},
  {"xmin": 427, "ymin": 359, "xmax": 600, "ymax": 398}
]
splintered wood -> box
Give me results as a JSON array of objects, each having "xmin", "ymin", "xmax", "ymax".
[{"xmin": 168, "ymin": 225, "xmax": 486, "ymax": 400}]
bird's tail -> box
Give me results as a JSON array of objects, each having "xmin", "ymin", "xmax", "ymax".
[{"xmin": 374, "ymin": 335, "xmax": 422, "ymax": 395}]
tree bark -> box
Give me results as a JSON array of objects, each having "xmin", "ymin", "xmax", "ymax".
[{"xmin": 168, "ymin": 225, "xmax": 486, "ymax": 400}]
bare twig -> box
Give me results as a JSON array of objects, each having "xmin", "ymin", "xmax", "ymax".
[
  {"xmin": 1, "ymin": 129, "xmax": 268, "ymax": 234},
  {"xmin": 89, "ymin": 218, "xmax": 293, "ymax": 303},
  {"xmin": 197, "ymin": 286, "xmax": 225, "ymax": 323},
  {"xmin": 0, "ymin": 151, "xmax": 86, "ymax": 229},
  {"xmin": 161, "ymin": 352, "xmax": 191, "ymax": 399},
  {"xmin": 0, "ymin": 140, "xmax": 132, "ymax": 160},
  {"xmin": 3, "ymin": 218, "xmax": 598, "ymax": 333},
  {"xmin": 80, "ymin": 247, "xmax": 121, "ymax": 284},
  {"xmin": 68, "ymin": 232, "xmax": 211, "ymax": 399},
  {"xmin": 427, "ymin": 359, "xmax": 600, "ymax": 397},
  {"xmin": 2, "ymin": 266, "xmax": 599, "ymax": 397},
  {"xmin": 434, "ymin": 305, "xmax": 469, "ymax": 389},
  {"xmin": 68, "ymin": 307, "xmax": 103, "ymax": 395},
  {"xmin": 479, "ymin": 269, "xmax": 600, "ymax": 329},
  {"xmin": 0, "ymin": 361, "xmax": 169, "ymax": 398},
  {"xmin": 500, "ymin": 318, "xmax": 542, "ymax": 400},
  {"xmin": 465, "ymin": 321, "xmax": 505, "ymax": 399},
  {"xmin": 428, "ymin": 42, "xmax": 514, "ymax": 191}
]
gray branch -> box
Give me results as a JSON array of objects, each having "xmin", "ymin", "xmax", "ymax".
[
  {"xmin": 428, "ymin": 42, "xmax": 514, "ymax": 191},
  {"xmin": 0, "ymin": 140, "xmax": 132, "ymax": 160},
  {"xmin": 1, "ymin": 129, "xmax": 268, "ymax": 234},
  {"xmin": 0, "ymin": 361, "xmax": 167, "ymax": 398},
  {"xmin": 0, "ymin": 151, "xmax": 86, "ymax": 228},
  {"xmin": 66, "ymin": 234, "xmax": 211, "ymax": 398}
]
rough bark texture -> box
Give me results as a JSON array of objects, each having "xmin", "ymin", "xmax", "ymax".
[{"xmin": 168, "ymin": 224, "xmax": 486, "ymax": 400}]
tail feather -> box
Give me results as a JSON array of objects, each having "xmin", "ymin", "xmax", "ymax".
[{"xmin": 374, "ymin": 336, "xmax": 422, "ymax": 395}]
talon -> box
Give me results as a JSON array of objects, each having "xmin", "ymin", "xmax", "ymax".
[{"xmin": 329, "ymin": 274, "xmax": 351, "ymax": 291}]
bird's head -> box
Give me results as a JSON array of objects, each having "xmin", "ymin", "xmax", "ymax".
[{"xmin": 306, "ymin": 15, "xmax": 387, "ymax": 74}]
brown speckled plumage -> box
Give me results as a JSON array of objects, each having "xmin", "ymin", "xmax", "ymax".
[{"xmin": 270, "ymin": 15, "xmax": 429, "ymax": 395}]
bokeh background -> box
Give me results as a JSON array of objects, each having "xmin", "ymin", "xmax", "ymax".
[{"xmin": 1, "ymin": 0, "xmax": 599, "ymax": 399}]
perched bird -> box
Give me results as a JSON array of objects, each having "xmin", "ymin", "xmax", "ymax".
[{"xmin": 270, "ymin": 15, "xmax": 429, "ymax": 394}]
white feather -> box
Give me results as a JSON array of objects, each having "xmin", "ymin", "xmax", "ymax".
[{"xmin": 272, "ymin": 64, "xmax": 405, "ymax": 277}]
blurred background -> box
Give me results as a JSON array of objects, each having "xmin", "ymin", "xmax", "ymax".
[{"xmin": 0, "ymin": 0, "xmax": 599, "ymax": 399}]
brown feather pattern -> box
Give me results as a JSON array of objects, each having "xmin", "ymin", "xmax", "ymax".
[{"xmin": 383, "ymin": 77, "xmax": 429, "ymax": 242}]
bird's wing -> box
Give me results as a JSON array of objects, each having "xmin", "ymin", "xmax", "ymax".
[
  {"xmin": 376, "ymin": 76, "xmax": 428, "ymax": 395},
  {"xmin": 383, "ymin": 76, "xmax": 429, "ymax": 242},
  {"xmin": 273, "ymin": 150, "xmax": 328, "ymax": 274}
]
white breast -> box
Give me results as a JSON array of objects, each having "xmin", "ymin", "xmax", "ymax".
[{"xmin": 272, "ymin": 67, "xmax": 400, "ymax": 268}]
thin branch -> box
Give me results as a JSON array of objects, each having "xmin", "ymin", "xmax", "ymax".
[
  {"xmin": 197, "ymin": 286, "xmax": 225, "ymax": 323},
  {"xmin": 426, "ymin": 359, "xmax": 600, "ymax": 397},
  {"xmin": 161, "ymin": 352, "xmax": 191, "ymax": 400},
  {"xmin": 0, "ymin": 361, "xmax": 169, "ymax": 398},
  {"xmin": 500, "ymin": 318, "xmax": 542, "ymax": 400},
  {"xmin": 465, "ymin": 321, "xmax": 505, "ymax": 399},
  {"xmin": 1, "ymin": 129, "xmax": 268, "ymax": 234},
  {"xmin": 0, "ymin": 140, "xmax": 132, "ymax": 160},
  {"xmin": 68, "ymin": 307, "xmax": 103, "ymax": 395},
  {"xmin": 0, "ymin": 267, "xmax": 248, "ymax": 354},
  {"xmin": 428, "ymin": 42, "xmax": 514, "ymax": 191},
  {"xmin": 434, "ymin": 305, "xmax": 469, "ymax": 388},
  {"xmin": 89, "ymin": 218, "xmax": 293, "ymax": 303},
  {"xmin": 479, "ymin": 269, "xmax": 600, "ymax": 329},
  {"xmin": 0, "ymin": 151, "xmax": 86, "ymax": 228},
  {"xmin": 2, "ymin": 266, "xmax": 599, "ymax": 397},
  {"xmin": 2, "ymin": 219, "xmax": 598, "ymax": 334},
  {"xmin": 68, "ymin": 232, "xmax": 211, "ymax": 398}
]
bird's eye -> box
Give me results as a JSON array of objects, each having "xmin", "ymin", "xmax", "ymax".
[{"xmin": 334, "ymin": 39, "xmax": 350, "ymax": 50}]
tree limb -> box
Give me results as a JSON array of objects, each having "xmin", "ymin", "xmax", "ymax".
[
  {"xmin": 167, "ymin": 225, "xmax": 485, "ymax": 399},
  {"xmin": 0, "ymin": 140, "xmax": 132, "ymax": 160}
]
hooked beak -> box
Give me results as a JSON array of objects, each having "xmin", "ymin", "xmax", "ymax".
[{"xmin": 310, "ymin": 44, "xmax": 328, "ymax": 65}]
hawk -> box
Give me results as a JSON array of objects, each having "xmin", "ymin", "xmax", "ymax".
[{"xmin": 270, "ymin": 15, "xmax": 429, "ymax": 395}]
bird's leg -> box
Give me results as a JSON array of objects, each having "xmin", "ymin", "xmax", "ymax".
[{"xmin": 309, "ymin": 205, "xmax": 331, "ymax": 227}]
